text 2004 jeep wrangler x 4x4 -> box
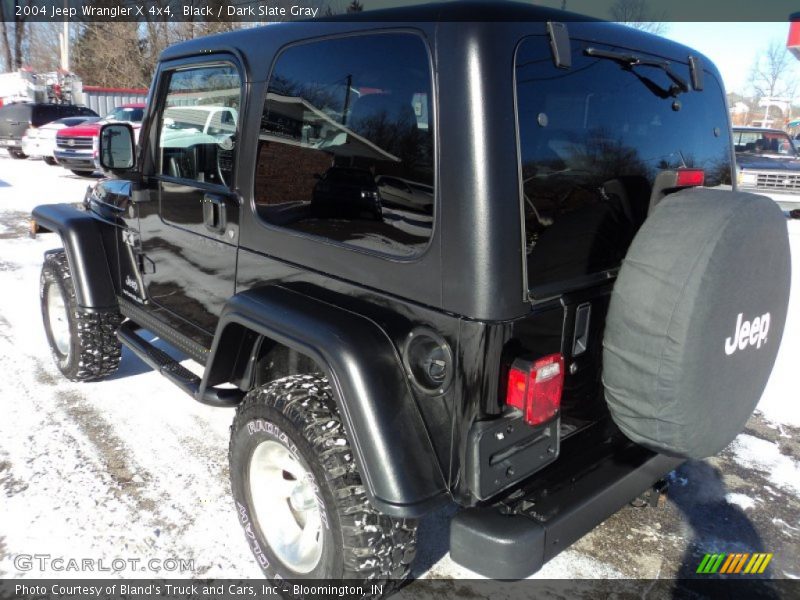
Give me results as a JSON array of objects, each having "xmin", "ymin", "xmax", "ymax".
[{"xmin": 32, "ymin": 1, "xmax": 791, "ymax": 589}]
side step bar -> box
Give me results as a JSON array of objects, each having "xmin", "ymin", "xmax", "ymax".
[
  {"xmin": 450, "ymin": 440, "xmax": 682, "ymax": 579},
  {"xmin": 117, "ymin": 321, "xmax": 243, "ymax": 407}
]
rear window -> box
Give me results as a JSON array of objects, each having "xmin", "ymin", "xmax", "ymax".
[
  {"xmin": 516, "ymin": 37, "xmax": 732, "ymax": 294},
  {"xmin": 32, "ymin": 105, "xmax": 60, "ymax": 126},
  {"xmin": 0, "ymin": 104, "xmax": 29, "ymax": 123}
]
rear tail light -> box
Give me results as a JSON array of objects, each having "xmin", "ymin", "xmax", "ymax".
[
  {"xmin": 675, "ymin": 168, "xmax": 705, "ymax": 187},
  {"xmin": 505, "ymin": 353, "xmax": 564, "ymax": 426}
]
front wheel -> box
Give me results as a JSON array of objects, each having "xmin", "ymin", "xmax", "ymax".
[
  {"xmin": 229, "ymin": 375, "xmax": 417, "ymax": 591},
  {"xmin": 40, "ymin": 251, "xmax": 122, "ymax": 381},
  {"xmin": 43, "ymin": 156, "xmax": 57, "ymax": 165},
  {"xmin": 70, "ymin": 169, "xmax": 94, "ymax": 177},
  {"xmin": 9, "ymin": 149, "xmax": 27, "ymax": 159}
]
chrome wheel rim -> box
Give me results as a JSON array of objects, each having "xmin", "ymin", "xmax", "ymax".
[
  {"xmin": 46, "ymin": 283, "xmax": 71, "ymax": 357},
  {"xmin": 248, "ymin": 440, "xmax": 323, "ymax": 573}
]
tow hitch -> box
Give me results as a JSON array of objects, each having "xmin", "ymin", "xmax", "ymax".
[{"xmin": 630, "ymin": 478, "xmax": 669, "ymax": 508}]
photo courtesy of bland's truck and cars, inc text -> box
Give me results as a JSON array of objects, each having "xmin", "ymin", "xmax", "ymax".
[{"xmin": 0, "ymin": 1, "xmax": 799, "ymax": 599}]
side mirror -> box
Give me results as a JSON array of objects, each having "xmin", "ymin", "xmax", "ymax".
[{"xmin": 98, "ymin": 123, "xmax": 136, "ymax": 171}]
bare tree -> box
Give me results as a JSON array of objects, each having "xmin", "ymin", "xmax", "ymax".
[
  {"xmin": 0, "ymin": 0, "xmax": 29, "ymax": 70},
  {"xmin": 748, "ymin": 39, "xmax": 798, "ymax": 100},
  {"xmin": 609, "ymin": 0, "xmax": 668, "ymax": 35},
  {"xmin": 72, "ymin": 1, "xmax": 357, "ymax": 87},
  {"xmin": 26, "ymin": 22, "xmax": 62, "ymax": 72},
  {"xmin": 72, "ymin": 22, "xmax": 151, "ymax": 88}
]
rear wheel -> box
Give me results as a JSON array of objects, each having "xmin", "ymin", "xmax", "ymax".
[
  {"xmin": 70, "ymin": 169, "xmax": 94, "ymax": 177},
  {"xmin": 43, "ymin": 156, "xmax": 57, "ymax": 165},
  {"xmin": 40, "ymin": 251, "xmax": 122, "ymax": 381},
  {"xmin": 9, "ymin": 149, "xmax": 27, "ymax": 159},
  {"xmin": 229, "ymin": 374, "xmax": 416, "ymax": 593}
]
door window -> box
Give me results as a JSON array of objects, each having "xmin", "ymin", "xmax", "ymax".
[{"xmin": 157, "ymin": 64, "xmax": 241, "ymax": 188}]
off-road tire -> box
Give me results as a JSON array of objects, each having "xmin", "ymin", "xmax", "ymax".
[
  {"xmin": 229, "ymin": 374, "xmax": 417, "ymax": 595},
  {"xmin": 40, "ymin": 251, "xmax": 122, "ymax": 381}
]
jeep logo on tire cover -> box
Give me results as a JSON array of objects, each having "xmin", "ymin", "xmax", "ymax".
[{"xmin": 724, "ymin": 312, "xmax": 770, "ymax": 356}]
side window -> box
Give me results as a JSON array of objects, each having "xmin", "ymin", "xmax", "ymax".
[
  {"xmin": 33, "ymin": 105, "xmax": 57, "ymax": 126},
  {"xmin": 254, "ymin": 33, "xmax": 434, "ymax": 257},
  {"xmin": 157, "ymin": 64, "xmax": 240, "ymax": 187}
]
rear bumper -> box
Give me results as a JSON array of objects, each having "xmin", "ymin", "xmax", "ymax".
[
  {"xmin": 23, "ymin": 139, "xmax": 55, "ymax": 159},
  {"xmin": 450, "ymin": 440, "xmax": 682, "ymax": 578},
  {"xmin": 0, "ymin": 138, "xmax": 21, "ymax": 152}
]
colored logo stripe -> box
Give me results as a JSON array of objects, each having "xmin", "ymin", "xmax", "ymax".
[
  {"xmin": 698, "ymin": 553, "xmax": 773, "ymax": 574},
  {"xmin": 744, "ymin": 553, "xmax": 773, "ymax": 574},
  {"xmin": 697, "ymin": 553, "xmax": 725, "ymax": 574}
]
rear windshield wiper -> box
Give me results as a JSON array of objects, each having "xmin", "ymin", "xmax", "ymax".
[{"xmin": 584, "ymin": 47, "xmax": 690, "ymax": 97}]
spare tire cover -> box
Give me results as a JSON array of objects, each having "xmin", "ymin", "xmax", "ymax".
[{"xmin": 603, "ymin": 189, "xmax": 790, "ymax": 458}]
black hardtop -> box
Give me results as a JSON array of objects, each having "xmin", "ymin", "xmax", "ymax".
[
  {"xmin": 159, "ymin": 1, "xmax": 708, "ymax": 77},
  {"xmin": 149, "ymin": 1, "xmax": 724, "ymax": 322}
]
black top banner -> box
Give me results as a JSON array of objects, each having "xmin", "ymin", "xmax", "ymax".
[{"xmin": 0, "ymin": 0, "xmax": 799, "ymax": 23}]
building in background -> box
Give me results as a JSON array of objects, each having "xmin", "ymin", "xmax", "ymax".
[
  {"xmin": 82, "ymin": 86, "xmax": 147, "ymax": 116},
  {"xmin": 0, "ymin": 70, "xmax": 146, "ymax": 114}
]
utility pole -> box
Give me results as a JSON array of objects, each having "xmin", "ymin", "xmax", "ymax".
[
  {"xmin": 60, "ymin": 20, "xmax": 69, "ymax": 71},
  {"xmin": 60, "ymin": 0, "xmax": 70, "ymax": 71},
  {"xmin": 342, "ymin": 74, "xmax": 352, "ymax": 125}
]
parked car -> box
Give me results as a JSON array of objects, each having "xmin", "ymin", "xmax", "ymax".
[
  {"xmin": 376, "ymin": 175, "xmax": 434, "ymax": 213},
  {"xmin": 311, "ymin": 167, "xmax": 383, "ymax": 220},
  {"xmin": 734, "ymin": 126, "xmax": 800, "ymax": 213},
  {"xmin": 32, "ymin": 1, "xmax": 790, "ymax": 591},
  {"xmin": 54, "ymin": 103, "xmax": 145, "ymax": 176},
  {"xmin": 0, "ymin": 102, "xmax": 97, "ymax": 159},
  {"xmin": 21, "ymin": 116, "xmax": 101, "ymax": 165}
]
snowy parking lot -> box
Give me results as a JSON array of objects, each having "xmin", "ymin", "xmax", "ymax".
[{"xmin": 0, "ymin": 154, "xmax": 798, "ymax": 589}]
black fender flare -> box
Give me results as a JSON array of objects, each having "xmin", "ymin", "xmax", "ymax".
[
  {"xmin": 32, "ymin": 204, "xmax": 118, "ymax": 311},
  {"xmin": 205, "ymin": 285, "xmax": 449, "ymax": 518}
]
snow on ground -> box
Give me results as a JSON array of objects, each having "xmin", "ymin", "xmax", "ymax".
[
  {"xmin": 0, "ymin": 155, "xmax": 798, "ymax": 589},
  {"xmin": 728, "ymin": 435, "xmax": 800, "ymax": 496},
  {"xmin": 757, "ymin": 219, "xmax": 800, "ymax": 428},
  {"xmin": 724, "ymin": 493, "xmax": 757, "ymax": 511}
]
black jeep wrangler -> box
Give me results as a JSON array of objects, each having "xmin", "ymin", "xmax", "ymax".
[{"xmin": 33, "ymin": 0, "xmax": 791, "ymax": 588}]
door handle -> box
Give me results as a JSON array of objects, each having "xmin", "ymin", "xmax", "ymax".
[
  {"xmin": 572, "ymin": 302, "xmax": 591, "ymax": 356},
  {"xmin": 202, "ymin": 193, "xmax": 227, "ymax": 234}
]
